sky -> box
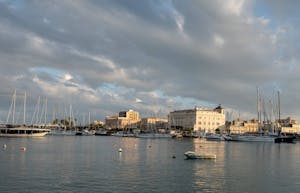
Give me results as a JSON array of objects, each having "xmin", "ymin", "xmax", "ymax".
[{"xmin": 1, "ymin": 0, "xmax": 300, "ymax": 124}]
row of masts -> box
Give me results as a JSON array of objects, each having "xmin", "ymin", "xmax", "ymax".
[
  {"xmin": 5, "ymin": 90, "xmax": 92, "ymax": 127},
  {"xmin": 256, "ymin": 87, "xmax": 281, "ymax": 130}
]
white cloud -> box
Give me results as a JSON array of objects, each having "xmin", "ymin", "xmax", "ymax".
[
  {"xmin": 63, "ymin": 73, "xmax": 73, "ymax": 81},
  {"xmin": 223, "ymin": 0, "xmax": 245, "ymax": 16},
  {"xmin": 258, "ymin": 17, "xmax": 270, "ymax": 26},
  {"xmin": 213, "ymin": 34, "xmax": 225, "ymax": 48}
]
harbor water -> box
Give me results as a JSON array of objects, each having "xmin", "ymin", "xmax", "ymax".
[{"xmin": 0, "ymin": 136, "xmax": 300, "ymax": 193}]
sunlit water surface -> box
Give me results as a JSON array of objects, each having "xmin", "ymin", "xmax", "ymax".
[{"xmin": 0, "ymin": 136, "xmax": 300, "ymax": 193}]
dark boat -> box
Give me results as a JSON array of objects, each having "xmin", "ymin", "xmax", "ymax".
[{"xmin": 274, "ymin": 136, "xmax": 296, "ymax": 143}]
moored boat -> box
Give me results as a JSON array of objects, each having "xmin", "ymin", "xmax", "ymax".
[
  {"xmin": 205, "ymin": 133, "xmax": 225, "ymax": 141},
  {"xmin": 184, "ymin": 151, "xmax": 216, "ymax": 159},
  {"xmin": 274, "ymin": 135, "xmax": 296, "ymax": 143},
  {"xmin": 135, "ymin": 133, "xmax": 173, "ymax": 139},
  {"xmin": 224, "ymin": 134, "xmax": 275, "ymax": 142},
  {"xmin": 0, "ymin": 126, "xmax": 50, "ymax": 137}
]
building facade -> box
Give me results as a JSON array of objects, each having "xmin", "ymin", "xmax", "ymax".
[
  {"xmin": 139, "ymin": 117, "xmax": 168, "ymax": 132},
  {"xmin": 227, "ymin": 119, "xmax": 259, "ymax": 134},
  {"xmin": 105, "ymin": 110, "xmax": 140, "ymax": 130},
  {"xmin": 280, "ymin": 117, "xmax": 300, "ymax": 134},
  {"xmin": 168, "ymin": 105, "xmax": 226, "ymax": 134}
]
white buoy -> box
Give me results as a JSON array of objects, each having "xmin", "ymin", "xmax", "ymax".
[
  {"xmin": 3, "ymin": 144, "xmax": 7, "ymax": 149},
  {"xmin": 118, "ymin": 148, "xmax": 122, "ymax": 152},
  {"xmin": 20, "ymin": 147, "xmax": 26, "ymax": 151}
]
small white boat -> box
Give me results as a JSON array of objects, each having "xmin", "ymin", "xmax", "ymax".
[
  {"xmin": 184, "ymin": 151, "xmax": 216, "ymax": 159},
  {"xmin": 205, "ymin": 133, "xmax": 225, "ymax": 141}
]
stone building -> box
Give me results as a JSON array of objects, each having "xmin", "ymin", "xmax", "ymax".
[
  {"xmin": 105, "ymin": 110, "xmax": 140, "ymax": 130},
  {"xmin": 139, "ymin": 117, "xmax": 168, "ymax": 132},
  {"xmin": 168, "ymin": 105, "xmax": 226, "ymax": 134}
]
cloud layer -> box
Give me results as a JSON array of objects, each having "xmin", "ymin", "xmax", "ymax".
[{"xmin": 0, "ymin": 0, "xmax": 300, "ymax": 123}]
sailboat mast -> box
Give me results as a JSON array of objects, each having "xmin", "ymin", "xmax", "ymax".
[
  {"xmin": 12, "ymin": 90, "xmax": 16, "ymax": 125},
  {"xmin": 23, "ymin": 92, "xmax": 26, "ymax": 125},
  {"xmin": 256, "ymin": 87, "xmax": 260, "ymax": 125},
  {"xmin": 44, "ymin": 97, "xmax": 48, "ymax": 124},
  {"xmin": 89, "ymin": 112, "xmax": 91, "ymax": 129},
  {"xmin": 278, "ymin": 91, "xmax": 281, "ymax": 123}
]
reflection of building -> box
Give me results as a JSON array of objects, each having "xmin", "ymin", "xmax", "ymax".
[
  {"xmin": 105, "ymin": 110, "xmax": 140, "ymax": 130},
  {"xmin": 168, "ymin": 105, "xmax": 225, "ymax": 133},
  {"xmin": 139, "ymin": 117, "xmax": 168, "ymax": 132}
]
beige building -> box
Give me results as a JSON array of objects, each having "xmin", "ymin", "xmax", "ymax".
[
  {"xmin": 280, "ymin": 117, "xmax": 300, "ymax": 134},
  {"xmin": 168, "ymin": 105, "xmax": 226, "ymax": 133},
  {"xmin": 139, "ymin": 117, "xmax": 168, "ymax": 132},
  {"xmin": 105, "ymin": 110, "xmax": 140, "ymax": 130},
  {"xmin": 228, "ymin": 119, "xmax": 259, "ymax": 134}
]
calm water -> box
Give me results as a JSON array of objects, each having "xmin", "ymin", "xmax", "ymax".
[{"xmin": 0, "ymin": 136, "xmax": 300, "ymax": 193}]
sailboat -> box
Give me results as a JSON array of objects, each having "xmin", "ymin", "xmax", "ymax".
[
  {"xmin": 225, "ymin": 89, "xmax": 295, "ymax": 143},
  {"xmin": 0, "ymin": 90, "xmax": 50, "ymax": 137}
]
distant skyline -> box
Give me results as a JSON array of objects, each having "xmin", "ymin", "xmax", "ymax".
[{"xmin": 1, "ymin": 0, "xmax": 300, "ymax": 123}]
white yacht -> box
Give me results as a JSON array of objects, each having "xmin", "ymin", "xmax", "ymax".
[{"xmin": 0, "ymin": 126, "xmax": 50, "ymax": 137}]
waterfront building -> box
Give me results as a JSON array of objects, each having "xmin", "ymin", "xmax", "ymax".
[
  {"xmin": 227, "ymin": 119, "xmax": 259, "ymax": 134},
  {"xmin": 280, "ymin": 117, "xmax": 300, "ymax": 134},
  {"xmin": 105, "ymin": 110, "xmax": 140, "ymax": 130},
  {"xmin": 139, "ymin": 117, "xmax": 168, "ymax": 132},
  {"xmin": 168, "ymin": 105, "xmax": 225, "ymax": 134}
]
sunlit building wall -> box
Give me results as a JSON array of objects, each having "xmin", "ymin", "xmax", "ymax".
[
  {"xmin": 168, "ymin": 105, "xmax": 225, "ymax": 133},
  {"xmin": 105, "ymin": 110, "xmax": 140, "ymax": 130},
  {"xmin": 139, "ymin": 117, "xmax": 168, "ymax": 132}
]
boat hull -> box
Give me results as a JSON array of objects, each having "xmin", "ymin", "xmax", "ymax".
[
  {"xmin": 274, "ymin": 136, "xmax": 296, "ymax": 143},
  {"xmin": 184, "ymin": 151, "xmax": 216, "ymax": 159},
  {"xmin": 0, "ymin": 127, "xmax": 50, "ymax": 137},
  {"xmin": 0, "ymin": 132, "xmax": 49, "ymax": 137}
]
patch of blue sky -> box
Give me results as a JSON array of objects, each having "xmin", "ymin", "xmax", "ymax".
[
  {"xmin": 165, "ymin": 94, "xmax": 213, "ymax": 110},
  {"xmin": 29, "ymin": 67, "xmax": 81, "ymax": 82},
  {"xmin": 2, "ymin": 0, "xmax": 24, "ymax": 10},
  {"xmin": 253, "ymin": 1, "xmax": 277, "ymax": 30},
  {"xmin": 98, "ymin": 83, "xmax": 135, "ymax": 96}
]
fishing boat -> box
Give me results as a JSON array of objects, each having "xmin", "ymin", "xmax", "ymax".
[{"xmin": 184, "ymin": 151, "xmax": 216, "ymax": 159}]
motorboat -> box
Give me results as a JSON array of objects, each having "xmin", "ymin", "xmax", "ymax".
[
  {"xmin": 184, "ymin": 151, "xmax": 216, "ymax": 159},
  {"xmin": 204, "ymin": 133, "xmax": 225, "ymax": 141},
  {"xmin": 95, "ymin": 130, "xmax": 112, "ymax": 136}
]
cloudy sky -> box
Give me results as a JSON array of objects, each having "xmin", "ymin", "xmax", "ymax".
[{"xmin": 1, "ymin": 0, "xmax": 300, "ymax": 124}]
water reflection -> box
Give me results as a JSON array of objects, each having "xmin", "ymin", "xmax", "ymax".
[{"xmin": 191, "ymin": 139, "xmax": 226, "ymax": 192}]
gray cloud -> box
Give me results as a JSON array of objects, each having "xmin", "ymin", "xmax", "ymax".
[{"xmin": 0, "ymin": 0, "xmax": 299, "ymax": 122}]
